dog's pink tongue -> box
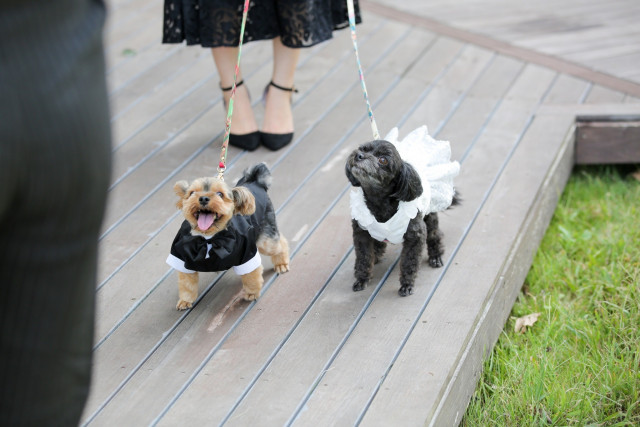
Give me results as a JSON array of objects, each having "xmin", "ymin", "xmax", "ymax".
[{"xmin": 197, "ymin": 213, "xmax": 215, "ymax": 231}]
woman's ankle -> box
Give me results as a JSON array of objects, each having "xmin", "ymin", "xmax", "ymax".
[
  {"xmin": 224, "ymin": 85, "xmax": 258, "ymax": 135},
  {"xmin": 262, "ymin": 87, "xmax": 294, "ymax": 134}
]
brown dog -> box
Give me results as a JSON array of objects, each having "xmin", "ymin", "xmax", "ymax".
[{"xmin": 166, "ymin": 163, "xmax": 289, "ymax": 310}]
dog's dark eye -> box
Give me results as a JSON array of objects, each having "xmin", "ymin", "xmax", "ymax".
[
  {"xmin": 378, "ymin": 156, "xmax": 388, "ymax": 165},
  {"xmin": 216, "ymin": 191, "xmax": 224, "ymax": 198},
  {"xmin": 188, "ymin": 191, "xmax": 195, "ymax": 197}
]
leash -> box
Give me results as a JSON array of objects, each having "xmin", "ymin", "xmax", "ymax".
[
  {"xmin": 346, "ymin": 0, "xmax": 380, "ymax": 140},
  {"xmin": 217, "ymin": 0, "xmax": 251, "ymax": 180}
]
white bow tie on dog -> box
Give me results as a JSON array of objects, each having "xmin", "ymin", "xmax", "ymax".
[{"xmin": 350, "ymin": 126, "xmax": 460, "ymax": 244}]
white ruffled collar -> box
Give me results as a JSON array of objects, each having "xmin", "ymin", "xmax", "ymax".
[
  {"xmin": 349, "ymin": 126, "xmax": 460, "ymax": 244},
  {"xmin": 350, "ymin": 187, "xmax": 425, "ymax": 244}
]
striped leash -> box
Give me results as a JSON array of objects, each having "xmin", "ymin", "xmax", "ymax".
[
  {"xmin": 218, "ymin": 0, "xmax": 251, "ymax": 180},
  {"xmin": 346, "ymin": 0, "xmax": 380, "ymax": 140}
]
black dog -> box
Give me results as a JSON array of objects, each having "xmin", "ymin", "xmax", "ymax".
[{"xmin": 345, "ymin": 139, "xmax": 458, "ymax": 296}]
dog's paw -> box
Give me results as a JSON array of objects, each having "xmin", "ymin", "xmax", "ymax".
[
  {"xmin": 274, "ymin": 262, "xmax": 289, "ymax": 274},
  {"xmin": 176, "ymin": 299, "xmax": 193, "ymax": 310},
  {"xmin": 398, "ymin": 284, "xmax": 414, "ymax": 297},
  {"xmin": 352, "ymin": 280, "xmax": 367, "ymax": 292},
  {"xmin": 428, "ymin": 255, "xmax": 443, "ymax": 268},
  {"xmin": 243, "ymin": 291, "xmax": 260, "ymax": 301}
]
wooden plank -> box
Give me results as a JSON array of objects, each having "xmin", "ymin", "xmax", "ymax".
[
  {"xmin": 110, "ymin": 50, "xmax": 220, "ymax": 150},
  {"xmin": 109, "ymin": 47, "xmax": 210, "ymax": 120},
  {"xmin": 101, "ymin": 12, "xmax": 382, "ymax": 224},
  {"xmin": 289, "ymin": 64, "xmax": 557, "ymax": 426},
  {"xmin": 93, "ymin": 16, "xmax": 390, "ymax": 347},
  {"xmin": 564, "ymin": 40, "xmax": 640, "ymax": 63},
  {"xmin": 89, "ymin": 7, "xmax": 388, "ymax": 382},
  {"xmin": 170, "ymin": 39, "xmax": 505, "ymax": 427},
  {"xmin": 85, "ymin": 269, "xmax": 253, "ymax": 425},
  {"xmin": 537, "ymin": 103, "xmax": 640, "ymax": 119},
  {"xmin": 106, "ymin": 18, "xmax": 163, "ymax": 75},
  {"xmin": 360, "ymin": 106, "xmax": 576, "ymax": 427},
  {"xmin": 108, "ymin": 43, "xmax": 182, "ymax": 95},
  {"xmin": 584, "ymin": 85, "xmax": 626, "ymax": 104},
  {"xmin": 403, "ymin": 54, "xmax": 525, "ymax": 157},
  {"xmin": 544, "ymin": 73, "xmax": 590, "ymax": 105},
  {"xmin": 89, "ymin": 19, "xmax": 372, "ymax": 417},
  {"xmin": 155, "ymin": 195, "xmax": 372, "ymax": 426},
  {"xmin": 95, "ymin": 16, "xmax": 386, "ymax": 284},
  {"xmin": 109, "ymin": 39, "xmax": 271, "ymax": 153},
  {"xmin": 148, "ymin": 32, "xmax": 464, "ymax": 425},
  {"xmin": 400, "ymin": 44, "xmax": 496, "ymax": 135},
  {"xmin": 576, "ymin": 120, "xmax": 640, "ymax": 164},
  {"xmin": 220, "ymin": 248, "xmax": 406, "ymax": 427},
  {"xmin": 93, "ymin": 28, "xmax": 446, "ymax": 426},
  {"xmin": 514, "ymin": 25, "xmax": 639, "ymax": 53},
  {"xmin": 93, "ymin": 215, "xmax": 182, "ymax": 345},
  {"xmin": 110, "ymin": 35, "xmax": 327, "ymax": 146},
  {"xmin": 362, "ymin": 0, "xmax": 640, "ymax": 97},
  {"xmin": 585, "ymin": 51, "xmax": 640, "ymax": 79},
  {"xmin": 104, "ymin": 0, "xmax": 160, "ymax": 51},
  {"xmin": 83, "ymin": 23, "xmax": 432, "ymax": 425}
]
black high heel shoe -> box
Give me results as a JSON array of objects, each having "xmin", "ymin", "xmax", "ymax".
[
  {"xmin": 260, "ymin": 81, "xmax": 298, "ymax": 151},
  {"xmin": 220, "ymin": 80, "xmax": 260, "ymax": 151}
]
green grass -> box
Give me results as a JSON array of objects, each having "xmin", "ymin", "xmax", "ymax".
[{"xmin": 463, "ymin": 166, "xmax": 640, "ymax": 426}]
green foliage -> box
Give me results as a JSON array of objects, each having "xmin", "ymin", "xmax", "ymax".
[{"xmin": 463, "ymin": 166, "xmax": 640, "ymax": 426}]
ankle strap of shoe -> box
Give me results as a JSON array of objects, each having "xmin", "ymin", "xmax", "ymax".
[
  {"xmin": 269, "ymin": 80, "xmax": 298, "ymax": 93},
  {"xmin": 220, "ymin": 80, "xmax": 244, "ymax": 91}
]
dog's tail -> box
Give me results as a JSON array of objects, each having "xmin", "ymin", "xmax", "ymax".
[
  {"xmin": 237, "ymin": 162, "xmax": 272, "ymax": 191},
  {"xmin": 450, "ymin": 190, "xmax": 461, "ymax": 207}
]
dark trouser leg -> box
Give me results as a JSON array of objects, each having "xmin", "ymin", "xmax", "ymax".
[{"xmin": 0, "ymin": 1, "xmax": 111, "ymax": 424}]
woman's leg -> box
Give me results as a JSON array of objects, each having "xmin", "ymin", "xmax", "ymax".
[
  {"xmin": 211, "ymin": 47, "xmax": 258, "ymax": 135},
  {"xmin": 262, "ymin": 37, "xmax": 300, "ymax": 134}
]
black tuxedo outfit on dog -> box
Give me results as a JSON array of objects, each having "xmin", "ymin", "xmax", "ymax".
[{"xmin": 167, "ymin": 181, "xmax": 267, "ymax": 275}]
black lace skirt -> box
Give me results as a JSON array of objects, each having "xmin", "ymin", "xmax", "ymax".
[{"xmin": 163, "ymin": 0, "xmax": 361, "ymax": 48}]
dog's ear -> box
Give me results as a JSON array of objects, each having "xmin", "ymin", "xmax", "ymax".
[
  {"xmin": 345, "ymin": 162, "xmax": 361, "ymax": 187},
  {"xmin": 392, "ymin": 162, "xmax": 422, "ymax": 201},
  {"xmin": 174, "ymin": 180, "xmax": 189, "ymax": 209},
  {"xmin": 232, "ymin": 186, "xmax": 256, "ymax": 216}
]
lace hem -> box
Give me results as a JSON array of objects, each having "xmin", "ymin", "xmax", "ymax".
[{"xmin": 163, "ymin": 0, "xmax": 362, "ymax": 48}]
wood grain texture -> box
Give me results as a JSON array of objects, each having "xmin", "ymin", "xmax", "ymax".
[
  {"xmin": 291, "ymin": 63, "xmax": 558, "ymax": 427},
  {"xmin": 359, "ymin": 109, "xmax": 577, "ymax": 427},
  {"xmin": 364, "ymin": 0, "xmax": 640, "ymax": 96}
]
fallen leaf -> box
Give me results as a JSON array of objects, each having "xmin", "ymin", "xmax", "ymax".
[
  {"xmin": 514, "ymin": 312, "xmax": 541, "ymax": 334},
  {"xmin": 121, "ymin": 48, "xmax": 137, "ymax": 57}
]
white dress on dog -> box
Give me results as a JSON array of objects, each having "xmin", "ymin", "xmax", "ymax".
[{"xmin": 350, "ymin": 126, "xmax": 460, "ymax": 244}]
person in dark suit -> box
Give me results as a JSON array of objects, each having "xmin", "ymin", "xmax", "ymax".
[{"xmin": 0, "ymin": 0, "xmax": 112, "ymax": 424}]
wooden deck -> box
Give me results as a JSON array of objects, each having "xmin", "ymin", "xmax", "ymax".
[
  {"xmin": 85, "ymin": 0, "xmax": 640, "ymax": 425},
  {"xmin": 370, "ymin": 0, "xmax": 640, "ymax": 89}
]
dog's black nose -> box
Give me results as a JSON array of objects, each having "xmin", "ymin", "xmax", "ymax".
[{"xmin": 199, "ymin": 196, "xmax": 210, "ymax": 205}]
